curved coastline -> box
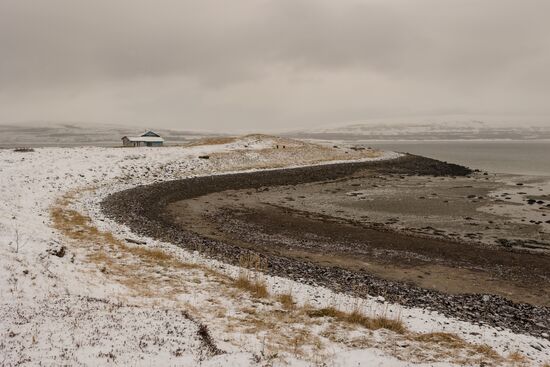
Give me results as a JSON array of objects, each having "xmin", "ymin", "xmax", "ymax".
[{"xmin": 101, "ymin": 154, "xmax": 549, "ymax": 339}]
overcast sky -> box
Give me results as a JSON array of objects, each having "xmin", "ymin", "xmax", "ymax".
[{"xmin": 1, "ymin": 0, "xmax": 549, "ymax": 132}]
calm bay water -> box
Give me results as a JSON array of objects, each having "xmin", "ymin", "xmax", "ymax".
[{"xmin": 364, "ymin": 140, "xmax": 550, "ymax": 176}]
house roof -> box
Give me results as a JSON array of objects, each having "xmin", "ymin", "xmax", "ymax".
[
  {"xmin": 122, "ymin": 136, "xmax": 164, "ymax": 142},
  {"xmin": 140, "ymin": 130, "xmax": 161, "ymax": 137}
]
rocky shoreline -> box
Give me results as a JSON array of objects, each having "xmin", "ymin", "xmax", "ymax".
[{"xmin": 101, "ymin": 155, "xmax": 549, "ymax": 340}]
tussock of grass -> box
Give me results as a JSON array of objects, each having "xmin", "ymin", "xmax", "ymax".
[
  {"xmin": 289, "ymin": 327, "xmax": 313, "ymax": 356},
  {"xmin": 413, "ymin": 332, "xmax": 466, "ymax": 348},
  {"xmin": 349, "ymin": 310, "xmax": 406, "ymax": 334},
  {"xmin": 306, "ymin": 307, "xmax": 341, "ymax": 318},
  {"xmin": 234, "ymin": 273, "xmax": 269, "ymax": 298},
  {"xmin": 277, "ymin": 292, "xmax": 295, "ymax": 310},
  {"xmin": 473, "ymin": 343, "xmax": 500, "ymax": 360},
  {"xmin": 130, "ymin": 247, "xmax": 172, "ymax": 261},
  {"xmin": 306, "ymin": 307, "xmax": 406, "ymax": 334},
  {"xmin": 234, "ymin": 254, "xmax": 269, "ymax": 298},
  {"xmin": 507, "ymin": 351, "xmax": 527, "ymax": 364}
]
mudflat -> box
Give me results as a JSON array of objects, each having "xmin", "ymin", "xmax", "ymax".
[{"xmin": 168, "ymin": 171, "xmax": 550, "ymax": 306}]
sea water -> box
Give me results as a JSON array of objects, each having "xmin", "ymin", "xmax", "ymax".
[{"xmin": 363, "ymin": 140, "xmax": 550, "ymax": 176}]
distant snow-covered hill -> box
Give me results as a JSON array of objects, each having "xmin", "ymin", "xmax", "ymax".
[
  {"xmin": 0, "ymin": 122, "xmax": 214, "ymax": 147},
  {"xmin": 288, "ymin": 120, "xmax": 550, "ymax": 141}
]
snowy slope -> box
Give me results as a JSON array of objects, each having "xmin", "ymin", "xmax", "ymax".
[{"xmin": 0, "ymin": 137, "xmax": 548, "ymax": 366}]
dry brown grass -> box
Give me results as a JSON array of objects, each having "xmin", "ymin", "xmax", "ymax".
[
  {"xmin": 410, "ymin": 332, "xmax": 504, "ymax": 365},
  {"xmin": 238, "ymin": 253, "xmax": 268, "ymax": 271},
  {"xmin": 234, "ymin": 254, "xmax": 270, "ymax": 298},
  {"xmin": 51, "ymin": 190, "xmax": 508, "ymax": 366},
  {"xmin": 349, "ymin": 310, "xmax": 406, "ymax": 334},
  {"xmin": 229, "ymin": 310, "xmax": 322, "ymax": 360},
  {"xmin": 277, "ymin": 292, "xmax": 296, "ymax": 310},
  {"xmin": 289, "ymin": 327, "xmax": 313, "ymax": 357},
  {"xmin": 306, "ymin": 306, "xmax": 407, "ymax": 334},
  {"xmin": 413, "ymin": 332, "xmax": 466, "ymax": 349},
  {"xmin": 185, "ymin": 136, "xmax": 237, "ymax": 147},
  {"xmin": 472, "ymin": 343, "xmax": 501, "ymax": 360},
  {"xmin": 507, "ymin": 351, "xmax": 528, "ymax": 365},
  {"xmin": 306, "ymin": 307, "xmax": 341, "ymax": 319},
  {"xmin": 240, "ymin": 307, "xmax": 257, "ymax": 315},
  {"xmin": 234, "ymin": 273, "xmax": 269, "ymax": 298},
  {"xmin": 50, "ymin": 191, "xmax": 228, "ymax": 299}
]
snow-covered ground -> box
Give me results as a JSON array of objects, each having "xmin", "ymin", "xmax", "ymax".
[{"xmin": 1, "ymin": 136, "xmax": 548, "ymax": 366}]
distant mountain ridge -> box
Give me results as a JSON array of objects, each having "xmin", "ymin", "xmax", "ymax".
[
  {"xmin": 0, "ymin": 122, "xmax": 215, "ymax": 148},
  {"xmin": 288, "ymin": 120, "xmax": 550, "ymax": 141}
]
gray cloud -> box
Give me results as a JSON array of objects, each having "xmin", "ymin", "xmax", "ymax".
[{"xmin": 0, "ymin": 0, "xmax": 549, "ymax": 131}]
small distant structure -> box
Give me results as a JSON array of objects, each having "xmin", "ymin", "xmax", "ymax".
[{"xmin": 122, "ymin": 130, "xmax": 164, "ymax": 147}]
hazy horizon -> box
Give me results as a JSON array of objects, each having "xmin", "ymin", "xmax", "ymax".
[
  {"xmin": 1, "ymin": 115, "xmax": 550, "ymax": 135},
  {"xmin": 1, "ymin": 0, "xmax": 549, "ymax": 132}
]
